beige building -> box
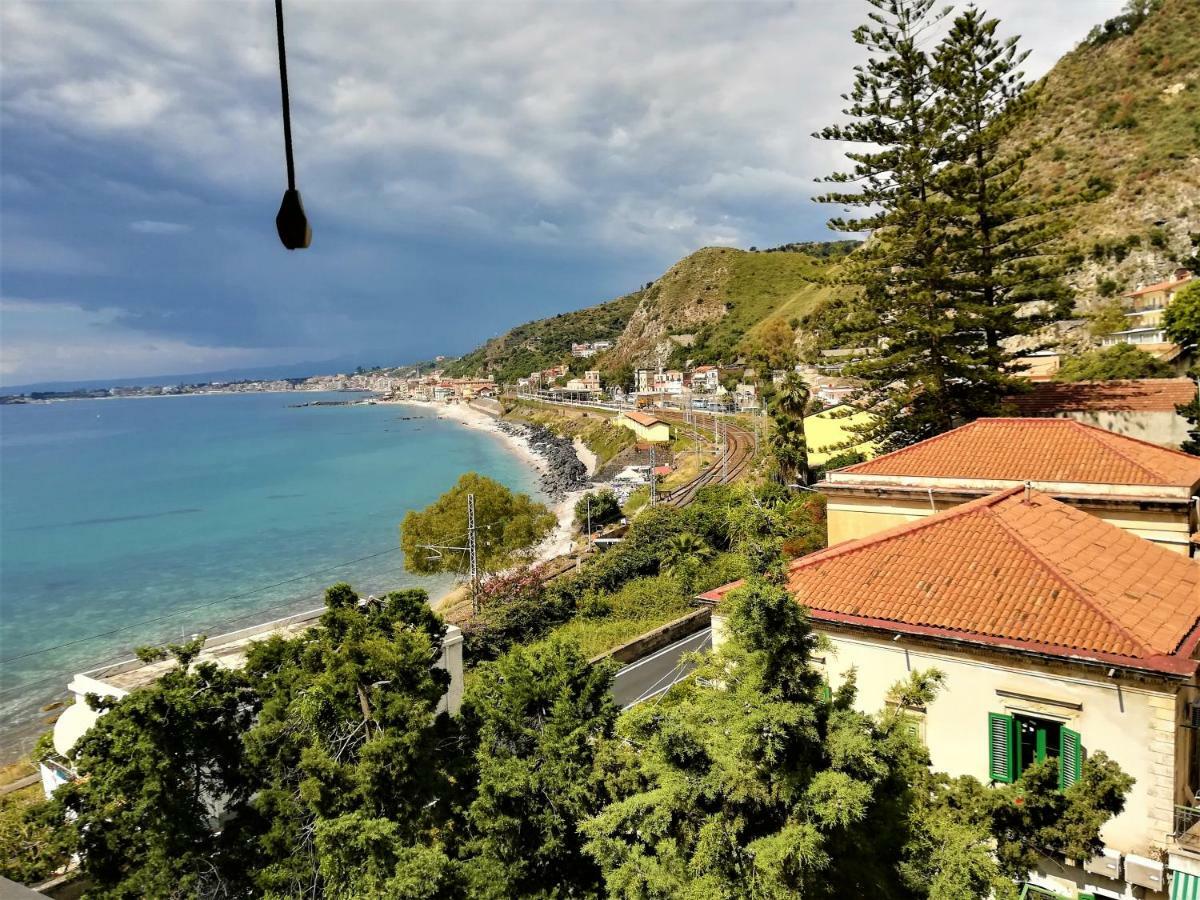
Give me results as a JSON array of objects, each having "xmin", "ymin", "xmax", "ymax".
[
  {"xmin": 1005, "ymin": 379, "xmax": 1197, "ymax": 449},
  {"xmin": 1102, "ymin": 269, "xmax": 1194, "ymax": 349},
  {"xmin": 818, "ymin": 417, "xmax": 1200, "ymax": 555},
  {"xmin": 703, "ymin": 486, "xmax": 1200, "ymax": 899},
  {"xmin": 617, "ymin": 410, "xmax": 671, "ymax": 443}
]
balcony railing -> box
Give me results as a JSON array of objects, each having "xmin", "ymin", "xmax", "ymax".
[{"xmin": 1174, "ymin": 805, "xmax": 1200, "ymax": 851}]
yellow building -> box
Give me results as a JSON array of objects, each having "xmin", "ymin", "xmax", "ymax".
[
  {"xmin": 803, "ymin": 404, "xmax": 878, "ymax": 468},
  {"xmin": 1101, "ymin": 268, "xmax": 1194, "ymax": 349},
  {"xmin": 817, "ymin": 417, "xmax": 1200, "ymax": 553},
  {"xmin": 616, "ymin": 410, "xmax": 671, "ymax": 443}
]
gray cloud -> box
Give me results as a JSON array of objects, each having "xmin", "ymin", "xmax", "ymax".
[
  {"xmin": 129, "ymin": 219, "xmax": 191, "ymax": 234},
  {"xmin": 1, "ymin": 0, "xmax": 1124, "ymax": 256}
]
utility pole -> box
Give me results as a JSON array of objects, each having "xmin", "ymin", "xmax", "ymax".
[
  {"xmin": 467, "ymin": 493, "xmax": 480, "ymax": 614},
  {"xmin": 722, "ymin": 422, "xmax": 728, "ymax": 483},
  {"xmin": 649, "ymin": 444, "xmax": 658, "ymax": 506}
]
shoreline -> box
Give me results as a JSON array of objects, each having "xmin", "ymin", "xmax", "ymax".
[{"xmin": 383, "ymin": 398, "xmax": 592, "ymax": 600}]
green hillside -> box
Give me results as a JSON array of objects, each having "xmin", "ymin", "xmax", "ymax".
[
  {"xmin": 442, "ymin": 292, "xmax": 639, "ymax": 384},
  {"xmin": 1017, "ymin": 0, "xmax": 1199, "ymax": 301},
  {"xmin": 608, "ymin": 245, "xmax": 853, "ymax": 369}
]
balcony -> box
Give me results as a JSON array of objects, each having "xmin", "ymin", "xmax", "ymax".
[{"xmin": 1174, "ymin": 805, "xmax": 1200, "ymax": 852}]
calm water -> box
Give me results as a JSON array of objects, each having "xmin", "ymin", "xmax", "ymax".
[{"xmin": 0, "ymin": 392, "xmax": 539, "ymax": 754}]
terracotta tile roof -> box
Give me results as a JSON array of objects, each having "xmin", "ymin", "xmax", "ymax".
[
  {"xmin": 1005, "ymin": 379, "xmax": 1196, "ymax": 415},
  {"xmin": 837, "ymin": 418, "xmax": 1200, "ymax": 487},
  {"xmin": 700, "ymin": 487, "xmax": 1200, "ymax": 674},
  {"xmin": 623, "ymin": 410, "xmax": 666, "ymax": 428},
  {"xmin": 1125, "ymin": 271, "xmax": 1192, "ymax": 297}
]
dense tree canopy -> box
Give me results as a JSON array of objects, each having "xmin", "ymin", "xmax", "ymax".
[
  {"xmin": 401, "ymin": 473, "xmax": 556, "ymax": 577},
  {"xmin": 1054, "ymin": 343, "xmax": 1175, "ymax": 381}
]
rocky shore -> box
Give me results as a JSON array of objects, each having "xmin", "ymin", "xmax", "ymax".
[{"xmin": 498, "ymin": 422, "xmax": 589, "ymax": 500}]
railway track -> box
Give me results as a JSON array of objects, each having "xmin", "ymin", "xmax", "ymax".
[
  {"xmin": 656, "ymin": 411, "xmax": 755, "ymax": 507},
  {"xmin": 503, "ymin": 394, "xmax": 758, "ymax": 508}
]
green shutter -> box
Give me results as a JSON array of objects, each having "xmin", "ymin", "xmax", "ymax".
[
  {"xmin": 989, "ymin": 713, "xmax": 1015, "ymax": 783},
  {"xmin": 1059, "ymin": 726, "xmax": 1082, "ymax": 789},
  {"xmin": 819, "ymin": 681, "xmax": 832, "ymax": 703}
]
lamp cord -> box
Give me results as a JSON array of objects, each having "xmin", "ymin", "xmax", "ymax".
[{"xmin": 275, "ymin": 0, "xmax": 296, "ymax": 192}]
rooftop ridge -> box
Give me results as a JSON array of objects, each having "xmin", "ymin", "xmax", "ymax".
[
  {"xmin": 784, "ymin": 485, "xmax": 1027, "ymax": 574},
  {"xmin": 1061, "ymin": 418, "xmax": 1166, "ymax": 483},
  {"xmin": 839, "ymin": 416, "xmax": 1200, "ymax": 487},
  {"xmin": 982, "ymin": 495, "xmax": 1155, "ymax": 658}
]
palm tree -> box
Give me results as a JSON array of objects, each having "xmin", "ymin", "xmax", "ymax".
[
  {"xmin": 661, "ymin": 533, "xmax": 714, "ymax": 575},
  {"xmin": 770, "ymin": 373, "xmax": 811, "ymax": 485}
]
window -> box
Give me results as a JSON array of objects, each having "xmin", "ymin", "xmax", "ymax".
[
  {"xmin": 887, "ymin": 701, "xmax": 926, "ymax": 744},
  {"xmin": 989, "ymin": 712, "xmax": 1081, "ymax": 787}
]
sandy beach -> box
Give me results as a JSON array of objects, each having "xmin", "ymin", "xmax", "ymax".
[{"xmin": 383, "ymin": 399, "xmax": 591, "ymax": 593}]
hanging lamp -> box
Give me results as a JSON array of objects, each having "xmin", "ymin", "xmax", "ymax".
[{"xmin": 274, "ymin": 0, "xmax": 311, "ymax": 249}]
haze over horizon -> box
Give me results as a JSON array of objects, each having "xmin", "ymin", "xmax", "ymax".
[{"xmin": 1, "ymin": 0, "xmax": 1123, "ymax": 387}]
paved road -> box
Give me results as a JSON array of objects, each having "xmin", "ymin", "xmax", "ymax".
[{"xmin": 610, "ymin": 627, "xmax": 712, "ymax": 708}]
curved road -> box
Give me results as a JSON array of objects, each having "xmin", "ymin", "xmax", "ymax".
[{"xmin": 610, "ymin": 627, "xmax": 712, "ymax": 708}]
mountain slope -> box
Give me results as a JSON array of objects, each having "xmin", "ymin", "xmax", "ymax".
[
  {"xmin": 607, "ymin": 245, "xmax": 852, "ymax": 369},
  {"xmin": 1018, "ymin": 0, "xmax": 1199, "ymax": 299},
  {"xmin": 443, "ymin": 293, "xmax": 639, "ymax": 383}
]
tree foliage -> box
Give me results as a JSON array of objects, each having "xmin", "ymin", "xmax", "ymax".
[
  {"xmin": 57, "ymin": 638, "xmax": 260, "ymax": 898},
  {"xmin": 462, "ymin": 638, "xmax": 618, "ymax": 899},
  {"xmin": 1054, "ymin": 343, "xmax": 1175, "ymax": 381},
  {"xmin": 401, "ymin": 473, "xmax": 556, "ymax": 576},
  {"xmin": 769, "ymin": 373, "xmax": 812, "ymax": 485},
  {"xmin": 814, "ymin": 0, "xmax": 1070, "ymax": 450},
  {"xmin": 574, "ymin": 489, "xmax": 622, "ymax": 533}
]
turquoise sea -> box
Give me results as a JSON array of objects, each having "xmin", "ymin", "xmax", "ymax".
[{"xmin": 0, "ymin": 392, "xmax": 540, "ymax": 756}]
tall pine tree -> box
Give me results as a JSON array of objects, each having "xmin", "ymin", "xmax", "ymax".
[
  {"xmin": 815, "ymin": 0, "xmax": 965, "ymax": 449},
  {"xmin": 815, "ymin": 0, "xmax": 1070, "ymax": 449},
  {"xmin": 934, "ymin": 8, "xmax": 1072, "ymax": 383}
]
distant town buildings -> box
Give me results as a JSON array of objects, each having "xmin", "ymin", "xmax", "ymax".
[
  {"xmin": 1101, "ymin": 267, "xmax": 1194, "ymax": 350},
  {"xmin": 571, "ymin": 340, "xmax": 614, "ymax": 358}
]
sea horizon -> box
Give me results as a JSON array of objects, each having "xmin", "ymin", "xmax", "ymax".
[{"xmin": 0, "ymin": 390, "xmax": 543, "ymax": 760}]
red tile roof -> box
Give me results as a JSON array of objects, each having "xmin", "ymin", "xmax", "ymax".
[
  {"xmin": 837, "ymin": 418, "xmax": 1200, "ymax": 487},
  {"xmin": 1125, "ymin": 271, "xmax": 1193, "ymax": 298},
  {"xmin": 700, "ymin": 487, "xmax": 1200, "ymax": 674},
  {"xmin": 623, "ymin": 410, "xmax": 667, "ymax": 428},
  {"xmin": 1005, "ymin": 379, "xmax": 1196, "ymax": 415}
]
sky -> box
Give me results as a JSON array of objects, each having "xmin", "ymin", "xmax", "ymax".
[{"xmin": 0, "ymin": 0, "xmax": 1124, "ymax": 388}]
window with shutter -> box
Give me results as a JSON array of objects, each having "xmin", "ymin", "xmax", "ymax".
[
  {"xmin": 1059, "ymin": 726, "xmax": 1082, "ymax": 788},
  {"xmin": 989, "ymin": 712, "xmax": 1015, "ymax": 783}
]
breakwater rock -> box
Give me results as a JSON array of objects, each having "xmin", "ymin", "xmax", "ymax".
[{"xmin": 499, "ymin": 422, "xmax": 588, "ymax": 501}]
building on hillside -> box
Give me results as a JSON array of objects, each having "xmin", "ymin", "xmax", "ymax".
[
  {"xmin": 817, "ymin": 417, "xmax": 1200, "ymax": 554},
  {"xmin": 734, "ymin": 382, "xmax": 759, "ymax": 412},
  {"xmin": 1014, "ymin": 350, "xmax": 1062, "ymax": 382},
  {"xmin": 1101, "ymin": 268, "xmax": 1194, "ymax": 350},
  {"xmin": 1005, "ymin": 379, "xmax": 1197, "ymax": 448},
  {"xmin": 591, "ymin": 340, "xmax": 613, "ymax": 353},
  {"xmin": 691, "ymin": 365, "xmax": 720, "ymax": 393},
  {"xmin": 616, "ymin": 410, "xmax": 671, "ymax": 443},
  {"xmin": 657, "ymin": 370, "xmax": 685, "ymax": 395},
  {"xmin": 804, "ymin": 405, "xmax": 879, "ymax": 468},
  {"xmin": 572, "ymin": 342, "xmax": 597, "ymax": 358},
  {"xmin": 701, "ymin": 486, "xmax": 1200, "ymax": 899}
]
